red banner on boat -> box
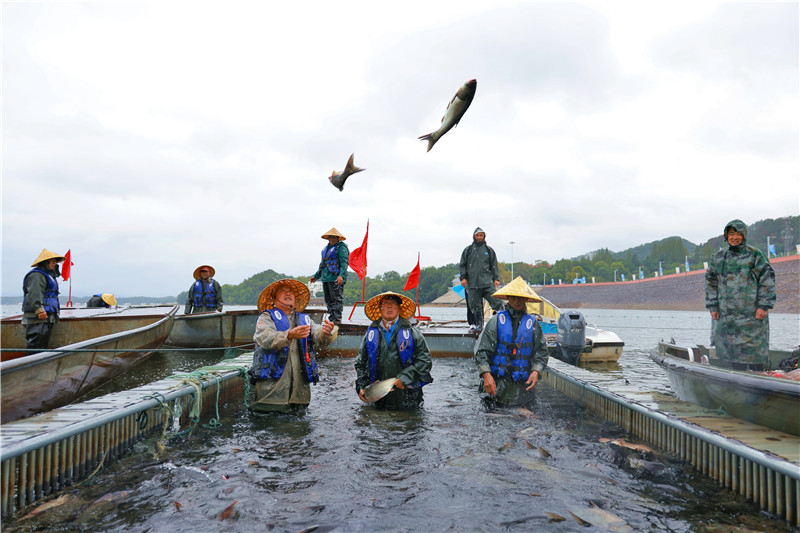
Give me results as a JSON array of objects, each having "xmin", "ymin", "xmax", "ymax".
[
  {"xmin": 62, "ymin": 250, "xmax": 74, "ymax": 281},
  {"xmin": 349, "ymin": 220, "xmax": 368, "ymax": 280},
  {"xmin": 404, "ymin": 253, "xmax": 420, "ymax": 291}
]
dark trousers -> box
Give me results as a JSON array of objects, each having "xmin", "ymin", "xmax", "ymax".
[
  {"xmin": 467, "ymin": 286, "xmax": 503, "ymax": 329},
  {"xmin": 323, "ymin": 281, "xmax": 344, "ymax": 323},
  {"xmin": 25, "ymin": 321, "xmax": 54, "ymax": 353}
]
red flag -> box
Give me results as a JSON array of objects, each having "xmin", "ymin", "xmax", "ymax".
[
  {"xmin": 348, "ymin": 220, "xmax": 369, "ymax": 280},
  {"xmin": 62, "ymin": 250, "xmax": 74, "ymax": 281},
  {"xmin": 404, "ymin": 253, "xmax": 421, "ymax": 291}
]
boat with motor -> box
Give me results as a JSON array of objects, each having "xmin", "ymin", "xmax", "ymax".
[
  {"xmin": 650, "ymin": 340, "xmax": 800, "ymax": 436},
  {"xmin": 0, "ymin": 304, "xmax": 178, "ymax": 422}
]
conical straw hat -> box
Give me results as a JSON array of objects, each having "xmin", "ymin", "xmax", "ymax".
[
  {"xmin": 321, "ymin": 227, "xmax": 346, "ymax": 240},
  {"xmin": 193, "ymin": 265, "xmax": 216, "ymax": 279},
  {"xmin": 491, "ymin": 276, "xmax": 543, "ymax": 302},
  {"xmin": 31, "ymin": 249, "xmax": 66, "ymax": 267},
  {"xmin": 257, "ymin": 279, "xmax": 310, "ymax": 313},
  {"xmin": 101, "ymin": 294, "xmax": 117, "ymax": 307},
  {"xmin": 364, "ymin": 291, "xmax": 416, "ymax": 321}
]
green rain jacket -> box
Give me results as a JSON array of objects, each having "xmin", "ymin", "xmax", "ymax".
[
  {"xmin": 705, "ymin": 219, "xmax": 776, "ymax": 365},
  {"xmin": 474, "ymin": 304, "xmax": 549, "ymax": 406},
  {"xmin": 459, "ymin": 238, "xmax": 499, "ymax": 289},
  {"xmin": 22, "ymin": 264, "xmax": 61, "ymax": 325},
  {"xmin": 354, "ymin": 318, "xmax": 433, "ymax": 409},
  {"xmin": 313, "ymin": 242, "xmax": 349, "ymax": 283}
]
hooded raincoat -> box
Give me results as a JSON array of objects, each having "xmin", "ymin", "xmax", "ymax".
[
  {"xmin": 705, "ymin": 219, "xmax": 776, "ymax": 366},
  {"xmin": 459, "ymin": 228, "xmax": 503, "ymax": 328}
]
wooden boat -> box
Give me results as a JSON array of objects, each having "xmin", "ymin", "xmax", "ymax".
[
  {"xmin": 166, "ymin": 307, "xmax": 260, "ymax": 348},
  {"xmin": 0, "ymin": 304, "xmax": 178, "ymax": 422},
  {"xmin": 650, "ymin": 341, "xmax": 800, "ymax": 436}
]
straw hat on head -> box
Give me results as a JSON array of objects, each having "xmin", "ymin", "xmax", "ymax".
[
  {"xmin": 257, "ymin": 279, "xmax": 310, "ymax": 313},
  {"xmin": 321, "ymin": 227, "xmax": 346, "ymax": 241},
  {"xmin": 491, "ymin": 276, "xmax": 543, "ymax": 303},
  {"xmin": 193, "ymin": 265, "xmax": 216, "ymax": 280},
  {"xmin": 364, "ymin": 291, "xmax": 416, "ymax": 322},
  {"xmin": 31, "ymin": 249, "xmax": 66, "ymax": 267},
  {"xmin": 101, "ymin": 294, "xmax": 117, "ymax": 307}
]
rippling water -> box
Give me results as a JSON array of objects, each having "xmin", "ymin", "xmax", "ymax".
[{"xmin": 4, "ymin": 307, "xmax": 799, "ymax": 532}]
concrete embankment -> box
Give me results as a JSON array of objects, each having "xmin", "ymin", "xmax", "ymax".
[{"xmin": 537, "ymin": 255, "xmax": 799, "ymax": 314}]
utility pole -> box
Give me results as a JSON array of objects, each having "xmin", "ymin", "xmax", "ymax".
[{"xmin": 509, "ymin": 241, "xmax": 515, "ymax": 279}]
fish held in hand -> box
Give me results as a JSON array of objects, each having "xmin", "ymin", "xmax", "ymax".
[
  {"xmin": 329, "ymin": 153, "xmax": 365, "ymax": 191},
  {"xmin": 363, "ymin": 378, "xmax": 396, "ymax": 403},
  {"xmin": 418, "ymin": 79, "xmax": 477, "ymax": 152}
]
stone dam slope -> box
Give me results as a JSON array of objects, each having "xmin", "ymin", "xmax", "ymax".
[{"xmin": 536, "ymin": 255, "xmax": 798, "ymax": 314}]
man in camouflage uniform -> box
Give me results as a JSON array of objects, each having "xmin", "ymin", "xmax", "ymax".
[{"xmin": 705, "ymin": 219, "xmax": 776, "ymax": 370}]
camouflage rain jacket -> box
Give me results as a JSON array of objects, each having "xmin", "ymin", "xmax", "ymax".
[{"xmin": 705, "ymin": 219, "xmax": 776, "ymax": 365}]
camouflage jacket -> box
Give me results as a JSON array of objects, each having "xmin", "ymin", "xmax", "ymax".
[{"xmin": 705, "ymin": 219, "xmax": 776, "ymax": 316}]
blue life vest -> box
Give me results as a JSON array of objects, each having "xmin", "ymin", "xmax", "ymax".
[
  {"xmin": 490, "ymin": 310, "xmax": 536, "ymax": 381},
  {"xmin": 254, "ymin": 309, "xmax": 319, "ymax": 384},
  {"xmin": 192, "ymin": 279, "xmax": 217, "ymax": 309},
  {"xmin": 22, "ymin": 268, "xmax": 60, "ymax": 315},
  {"xmin": 322, "ymin": 244, "xmax": 340, "ymax": 275},
  {"xmin": 365, "ymin": 325, "xmax": 430, "ymax": 388}
]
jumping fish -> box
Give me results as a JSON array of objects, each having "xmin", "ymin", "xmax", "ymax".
[
  {"xmin": 328, "ymin": 153, "xmax": 365, "ymax": 192},
  {"xmin": 418, "ymin": 79, "xmax": 477, "ymax": 152}
]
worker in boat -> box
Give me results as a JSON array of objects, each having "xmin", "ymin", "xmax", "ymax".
[
  {"xmin": 184, "ymin": 265, "xmax": 223, "ymax": 314},
  {"xmin": 86, "ymin": 293, "xmax": 117, "ymax": 308},
  {"xmin": 705, "ymin": 219, "xmax": 776, "ymax": 370},
  {"xmin": 22, "ymin": 249, "xmax": 66, "ymax": 353},
  {"xmin": 250, "ymin": 279, "xmax": 337, "ymax": 413},
  {"xmin": 474, "ymin": 277, "xmax": 549, "ymax": 408},
  {"xmin": 310, "ymin": 227, "xmax": 349, "ymax": 325},
  {"xmin": 459, "ymin": 227, "xmax": 503, "ymax": 332},
  {"xmin": 354, "ymin": 292, "xmax": 433, "ymax": 409}
]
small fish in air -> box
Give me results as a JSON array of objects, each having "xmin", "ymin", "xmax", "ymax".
[
  {"xmin": 418, "ymin": 78, "xmax": 477, "ymax": 152},
  {"xmin": 329, "ymin": 153, "xmax": 365, "ymax": 191}
]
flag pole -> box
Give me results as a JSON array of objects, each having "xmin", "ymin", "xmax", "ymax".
[
  {"xmin": 67, "ymin": 278, "xmax": 73, "ymax": 308},
  {"xmin": 411, "ymin": 252, "xmax": 430, "ymax": 322}
]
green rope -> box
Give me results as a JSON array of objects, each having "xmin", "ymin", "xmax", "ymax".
[{"xmin": 141, "ymin": 392, "xmax": 174, "ymax": 456}]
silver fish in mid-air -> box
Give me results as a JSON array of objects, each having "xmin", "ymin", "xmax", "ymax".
[
  {"xmin": 418, "ymin": 78, "xmax": 477, "ymax": 152},
  {"xmin": 328, "ymin": 153, "xmax": 365, "ymax": 191}
]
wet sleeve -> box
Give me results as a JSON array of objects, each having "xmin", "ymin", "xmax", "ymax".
[
  {"xmin": 215, "ymin": 281, "xmax": 223, "ymax": 311},
  {"xmin": 490, "ymin": 247, "xmax": 499, "ymax": 282},
  {"xmin": 185, "ymin": 283, "xmax": 194, "ymax": 314},
  {"xmin": 459, "ymin": 246, "xmax": 469, "ymax": 281},
  {"xmin": 354, "ymin": 336, "xmax": 370, "ymax": 391},
  {"xmin": 338, "ymin": 243, "xmax": 349, "ymax": 282},
  {"xmin": 530, "ymin": 322, "xmax": 549, "ymax": 374},
  {"xmin": 25, "ymin": 273, "xmax": 47, "ymax": 314},
  {"xmin": 704, "ymin": 257, "xmax": 719, "ymax": 312},
  {"xmin": 311, "ymin": 321, "xmax": 338, "ymax": 347},
  {"xmin": 253, "ymin": 312, "xmax": 290, "ymax": 351},
  {"xmin": 754, "ymin": 252, "xmax": 776, "ymax": 310},
  {"xmin": 474, "ymin": 316, "xmax": 499, "ymax": 375}
]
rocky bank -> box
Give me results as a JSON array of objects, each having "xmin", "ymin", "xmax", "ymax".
[{"xmin": 537, "ymin": 256, "xmax": 798, "ymax": 314}]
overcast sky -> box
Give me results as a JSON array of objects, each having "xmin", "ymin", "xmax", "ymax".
[{"xmin": 2, "ymin": 1, "xmax": 798, "ymax": 297}]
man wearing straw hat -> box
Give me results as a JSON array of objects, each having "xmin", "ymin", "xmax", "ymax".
[
  {"xmin": 310, "ymin": 227, "xmax": 349, "ymax": 325},
  {"xmin": 184, "ymin": 265, "xmax": 223, "ymax": 314},
  {"xmin": 250, "ymin": 279, "xmax": 337, "ymax": 413},
  {"xmin": 86, "ymin": 294, "xmax": 117, "ymax": 308},
  {"xmin": 22, "ymin": 249, "xmax": 66, "ymax": 352},
  {"xmin": 354, "ymin": 292, "xmax": 433, "ymax": 409},
  {"xmin": 474, "ymin": 277, "xmax": 549, "ymax": 408}
]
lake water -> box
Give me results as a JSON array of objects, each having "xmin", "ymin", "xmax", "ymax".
[{"xmin": 3, "ymin": 306, "xmax": 799, "ymax": 532}]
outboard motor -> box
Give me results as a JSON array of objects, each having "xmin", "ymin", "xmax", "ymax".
[{"xmin": 556, "ymin": 311, "xmax": 586, "ymax": 365}]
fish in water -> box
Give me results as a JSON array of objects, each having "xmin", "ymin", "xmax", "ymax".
[
  {"xmin": 328, "ymin": 153, "xmax": 365, "ymax": 191},
  {"xmin": 418, "ymin": 79, "xmax": 477, "ymax": 152}
]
